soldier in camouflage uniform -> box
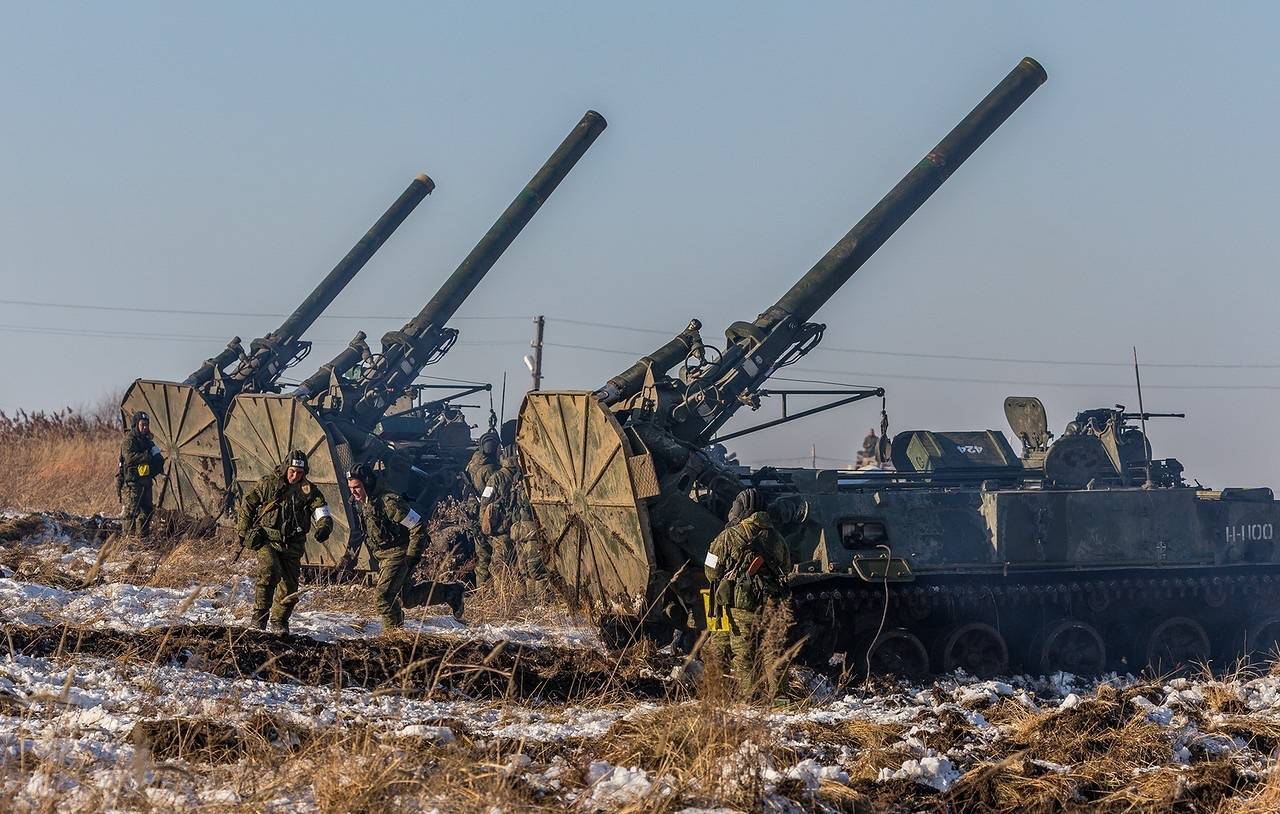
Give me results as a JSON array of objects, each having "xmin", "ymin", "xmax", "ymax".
[
  {"xmin": 237, "ymin": 449, "xmax": 333, "ymax": 634},
  {"xmin": 345, "ymin": 464, "xmax": 465, "ymax": 628},
  {"xmin": 703, "ymin": 488, "xmax": 792, "ymax": 699},
  {"xmin": 465, "ymin": 431, "xmax": 507, "ymax": 586},
  {"xmin": 497, "ymin": 421, "xmax": 548, "ymax": 593},
  {"xmin": 118, "ymin": 410, "xmax": 164, "ymax": 538}
]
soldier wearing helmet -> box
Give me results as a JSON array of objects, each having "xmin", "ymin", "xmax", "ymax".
[
  {"xmin": 118, "ymin": 410, "xmax": 165, "ymax": 538},
  {"xmin": 465, "ymin": 430, "xmax": 507, "ymax": 586},
  {"xmin": 345, "ymin": 463, "xmax": 465, "ymax": 628},
  {"xmin": 703, "ymin": 488, "xmax": 793, "ymax": 699},
  {"xmin": 237, "ymin": 449, "xmax": 333, "ymax": 634}
]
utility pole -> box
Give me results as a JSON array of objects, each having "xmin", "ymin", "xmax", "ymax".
[
  {"xmin": 530, "ymin": 315, "xmax": 545, "ymax": 391},
  {"xmin": 811, "ymin": 443, "xmax": 817, "ymax": 468}
]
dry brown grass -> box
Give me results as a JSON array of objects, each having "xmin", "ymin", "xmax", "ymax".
[
  {"xmin": 0, "ymin": 399, "xmax": 121, "ymax": 515},
  {"xmin": 1219, "ymin": 763, "xmax": 1280, "ymax": 814}
]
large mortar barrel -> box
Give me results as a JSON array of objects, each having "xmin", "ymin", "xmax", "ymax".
[
  {"xmin": 122, "ymin": 174, "xmax": 434, "ymax": 520},
  {"xmin": 681, "ymin": 58, "xmax": 1047, "ymax": 446},
  {"xmin": 767, "ymin": 58, "xmax": 1045, "ymax": 329},
  {"xmin": 349, "ymin": 110, "xmax": 608, "ymax": 425},
  {"xmin": 184, "ymin": 173, "xmax": 435, "ymax": 391}
]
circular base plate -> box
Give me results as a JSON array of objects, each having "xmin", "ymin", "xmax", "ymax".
[
  {"xmin": 121, "ymin": 380, "xmax": 230, "ymax": 520},
  {"xmin": 516, "ymin": 392, "xmax": 656, "ymax": 613}
]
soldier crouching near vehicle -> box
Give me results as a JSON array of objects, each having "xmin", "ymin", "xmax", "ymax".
[
  {"xmin": 345, "ymin": 464, "xmax": 465, "ymax": 629},
  {"xmin": 703, "ymin": 488, "xmax": 793, "ymax": 700},
  {"xmin": 118, "ymin": 410, "xmax": 165, "ymax": 538},
  {"xmin": 237, "ymin": 449, "xmax": 333, "ymax": 634}
]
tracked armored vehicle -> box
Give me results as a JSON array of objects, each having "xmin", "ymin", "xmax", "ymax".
[
  {"xmin": 765, "ymin": 397, "xmax": 1280, "ymax": 678},
  {"xmin": 120, "ymin": 174, "xmax": 435, "ymax": 520},
  {"xmin": 225, "ymin": 111, "xmax": 607, "ymax": 569}
]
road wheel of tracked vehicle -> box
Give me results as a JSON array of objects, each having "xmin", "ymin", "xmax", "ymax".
[
  {"xmin": 1030, "ymin": 619, "xmax": 1106, "ymax": 676},
  {"xmin": 934, "ymin": 622, "xmax": 1009, "ymax": 678},
  {"xmin": 1139, "ymin": 616, "xmax": 1211, "ymax": 673},
  {"xmin": 857, "ymin": 628, "xmax": 930, "ymax": 680},
  {"xmin": 1203, "ymin": 580, "xmax": 1229, "ymax": 609},
  {"xmin": 1246, "ymin": 615, "xmax": 1280, "ymax": 663}
]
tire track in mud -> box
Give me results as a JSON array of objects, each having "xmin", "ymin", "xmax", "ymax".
[{"xmin": 2, "ymin": 623, "xmax": 671, "ymax": 702}]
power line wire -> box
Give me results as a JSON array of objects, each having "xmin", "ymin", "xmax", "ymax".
[{"xmin": 5, "ymin": 295, "xmax": 1280, "ymax": 373}]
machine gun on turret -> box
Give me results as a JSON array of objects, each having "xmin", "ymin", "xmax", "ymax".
[
  {"xmin": 223, "ymin": 111, "xmax": 608, "ymax": 567},
  {"xmin": 516, "ymin": 58, "xmax": 1047, "ymax": 629},
  {"xmin": 120, "ymin": 174, "xmax": 435, "ymax": 520}
]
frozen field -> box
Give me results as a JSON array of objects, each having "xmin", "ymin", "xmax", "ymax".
[{"xmin": 2, "ymin": 512, "xmax": 1279, "ymax": 812}]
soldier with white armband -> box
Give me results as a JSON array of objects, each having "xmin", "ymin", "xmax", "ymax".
[
  {"xmin": 346, "ymin": 464, "xmax": 465, "ymax": 628},
  {"xmin": 236, "ymin": 449, "xmax": 333, "ymax": 634}
]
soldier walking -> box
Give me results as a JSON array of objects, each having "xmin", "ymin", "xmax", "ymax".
[
  {"xmin": 345, "ymin": 464, "xmax": 465, "ymax": 629},
  {"xmin": 118, "ymin": 410, "xmax": 164, "ymax": 538},
  {"xmin": 703, "ymin": 488, "xmax": 793, "ymax": 700},
  {"xmin": 237, "ymin": 450, "xmax": 333, "ymax": 634}
]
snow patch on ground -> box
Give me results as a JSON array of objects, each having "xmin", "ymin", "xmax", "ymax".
[{"xmin": 0, "ymin": 575, "xmax": 602, "ymax": 652}]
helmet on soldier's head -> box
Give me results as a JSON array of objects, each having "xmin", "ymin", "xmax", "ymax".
[
  {"xmin": 499, "ymin": 419, "xmax": 517, "ymax": 447},
  {"xmin": 130, "ymin": 410, "xmax": 150, "ymax": 427},
  {"xmin": 727, "ymin": 488, "xmax": 765, "ymax": 525},
  {"xmin": 284, "ymin": 449, "xmax": 309, "ymax": 473},
  {"xmin": 479, "ymin": 431, "xmax": 500, "ymax": 456},
  {"xmin": 346, "ymin": 462, "xmax": 376, "ymax": 491}
]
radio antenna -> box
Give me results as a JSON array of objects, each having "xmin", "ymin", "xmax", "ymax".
[{"xmin": 1134, "ymin": 346, "xmax": 1153, "ymax": 487}]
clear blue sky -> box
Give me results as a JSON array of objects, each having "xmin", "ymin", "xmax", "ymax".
[{"xmin": 2, "ymin": 2, "xmax": 1278, "ymax": 486}]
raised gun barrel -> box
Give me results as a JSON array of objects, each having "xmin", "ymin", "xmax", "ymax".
[
  {"xmin": 184, "ymin": 173, "xmax": 435, "ymax": 393},
  {"xmin": 349, "ymin": 110, "xmax": 608, "ymax": 425},
  {"xmin": 774, "ymin": 58, "xmax": 1045, "ymax": 326},
  {"xmin": 685, "ymin": 57, "xmax": 1047, "ymax": 443}
]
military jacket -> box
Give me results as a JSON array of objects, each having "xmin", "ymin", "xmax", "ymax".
[
  {"xmin": 352, "ymin": 487, "xmax": 426, "ymax": 557},
  {"xmin": 237, "ymin": 471, "xmax": 332, "ymax": 554},
  {"xmin": 465, "ymin": 450, "xmax": 500, "ymax": 493},
  {"xmin": 120, "ymin": 429, "xmax": 164, "ymax": 483},
  {"xmin": 705, "ymin": 511, "xmax": 792, "ymax": 612}
]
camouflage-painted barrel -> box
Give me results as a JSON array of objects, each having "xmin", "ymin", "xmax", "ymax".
[{"xmin": 120, "ymin": 174, "xmax": 434, "ymax": 520}]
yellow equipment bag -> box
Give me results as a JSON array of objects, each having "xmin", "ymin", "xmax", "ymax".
[
  {"xmin": 135, "ymin": 463, "xmax": 150, "ymax": 477},
  {"xmin": 701, "ymin": 588, "xmax": 730, "ymax": 632}
]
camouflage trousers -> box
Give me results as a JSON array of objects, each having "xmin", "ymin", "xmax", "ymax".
[
  {"xmin": 473, "ymin": 534, "xmax": 512, "ymax": 587},
  {"xmin": 253, "ymin": 546, "xmax": 303, "ymax": 629},
  {"xmin": 513, "ymin": 537, "xmax": 548, "ymax": 592},
  {"xmin": 121, "ymin": 480, "xmax": 154, "ymax": 538},
  {"xmin": 373, "ymin": 546, "xmax": 461, "ymax": 628},
  {"xmin": 703, "ymin": 603, "xmax": 792, "ymax": 701}
]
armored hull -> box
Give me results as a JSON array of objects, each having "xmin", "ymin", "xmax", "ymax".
[{"xmin": 776, "ymin": 472, "xmax": 1280, "ymax": 677}]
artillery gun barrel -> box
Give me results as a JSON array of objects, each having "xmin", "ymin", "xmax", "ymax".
[
  {"xmin": 770, "ymin": 58, "xmax": 1045, "ymax": 328},
  {"xmin": 182, "ymin": 173, "xmax": 434, "ymax": 390},
  {"xmin": 681, "ymin": 57, "xmax": 1046, "ymax": 444},
  {"xmin": 350, "ymin": 111, "xmax": 607, "ymax": 424}
]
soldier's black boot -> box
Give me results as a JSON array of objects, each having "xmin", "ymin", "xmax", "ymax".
[
  {"xmin": 269, "ymin": 618, "xmax": 290, "ymax": 636},
  {"xmin": 445, "ymin": 583, "xmax": 465, "ymax": 622},
  {"xmin": 250, "ymin": 610, "xmax": 268, "ymax": 631}
]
